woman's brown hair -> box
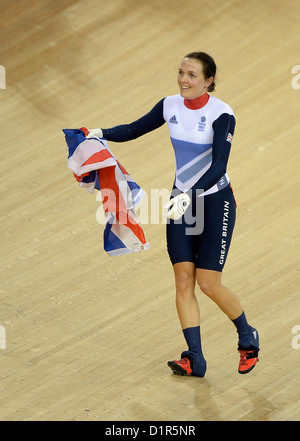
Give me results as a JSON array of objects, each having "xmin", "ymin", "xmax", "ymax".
[{"xmin": 183, "ymin": 52, "xmax": 217, "ymax": 92}]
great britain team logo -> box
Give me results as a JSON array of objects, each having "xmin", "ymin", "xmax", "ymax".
[{"xmin": 198, "ymin": 116, "xmax": 206, "ymax": 131}]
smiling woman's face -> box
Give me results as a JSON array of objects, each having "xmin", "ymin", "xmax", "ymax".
[{"xmin": 177, "ymin": 58, "xmax": 214, "ymax": 100}]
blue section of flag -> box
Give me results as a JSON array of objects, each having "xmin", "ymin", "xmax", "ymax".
[
  {"xmin": 103, "ymin": 217, "xmax": 127, "ymax": 252},
  {"xmin": 63, "ymin": 128, "xmax": 86, "ymax": 158}
]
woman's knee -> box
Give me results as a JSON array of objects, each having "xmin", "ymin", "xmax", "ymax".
[
  {"xmin": 174, "ymin": 263, "xmax": 196, "ymax": 294},
  {"xmin": 196, "ymin": 273, "xmax": 221, "ymax": 300},
  {"xmin": 176, "ymin": 271, "xmax": 195, "ymax": 292}
]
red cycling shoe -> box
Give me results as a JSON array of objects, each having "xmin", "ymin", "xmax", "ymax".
[
  {"xmin": 238, "ymin": 349, "xmax": 259, "ymax": 374},
  {"xmin": 167, "ymin": 358, "xmax": 192, "ymax": 376}
]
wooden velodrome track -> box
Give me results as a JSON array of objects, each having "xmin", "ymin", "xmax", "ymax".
[{"xmin": 0, "ymin": 0, "xmax": 299, "ymax": 422}]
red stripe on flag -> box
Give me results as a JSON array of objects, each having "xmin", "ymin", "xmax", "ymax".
[
  {"xmin": 98, "ymin": 168, "xmax": 127, "ymax": 213},
  {"xmin": 82, "ymin": 149, "xmax": 113, "ymax": 167},
  {"xmin": 116, "ymin": 211, "xmax": 147, "ymax": 244}
]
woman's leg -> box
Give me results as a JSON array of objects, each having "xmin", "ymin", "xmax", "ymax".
[
  {"xmin": 168, "ymin": 261, "xmax": 207, "ymax": 377},
  {"xmin": 196, "ymin": 268, "xmax": 259, "ymax": 373},
  {"xmin": 196, "ymin": 268, "xmax": 242, "ymax": 320},
  {"xmin": 173, "ymin": 261, "xmax": 199, "ymax": 328}
]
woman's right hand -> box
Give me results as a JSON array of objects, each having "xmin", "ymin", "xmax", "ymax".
[
  {"xmin": 85, "ymin": 128, "xmax": 103, "ymax": 139},
  {"xmin": 165, "ymin": 193, "xmax": 191, "ymax": 220}
]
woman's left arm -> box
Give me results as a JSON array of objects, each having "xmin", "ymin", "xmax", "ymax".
[{"xmin": 192, "ymin": 112, "xmax": 236, "ymax": 195}]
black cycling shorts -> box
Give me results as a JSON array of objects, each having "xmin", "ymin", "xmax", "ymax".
[{"xmin": 166, "ymin": 185, "xmax": 236, "ymax": 272}]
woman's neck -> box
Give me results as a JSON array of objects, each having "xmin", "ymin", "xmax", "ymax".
[{"xmin": 184, "ymin": 92, "xmax": 209, "ymax": 110}]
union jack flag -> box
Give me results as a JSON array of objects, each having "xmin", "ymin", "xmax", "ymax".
[
  {"xmin": 63, "ymin": 128, "xmax": 149, "ymax": 256},
  {"xmin": 226, "ymin": 133, "xmax": 233, "ymax": 143}
]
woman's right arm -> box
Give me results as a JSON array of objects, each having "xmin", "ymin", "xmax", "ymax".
[{"xmin": 101, "ymin": 98, "xmax": 166, "ymax": 142}]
